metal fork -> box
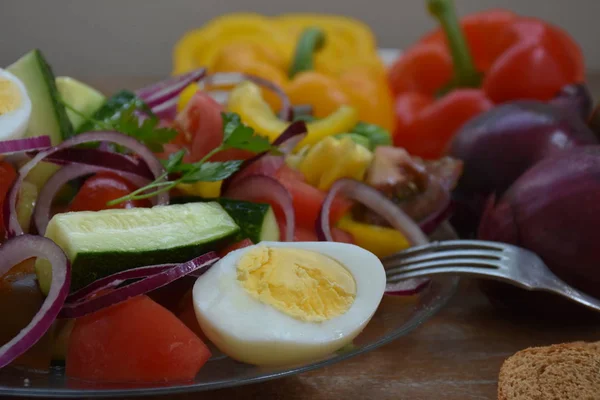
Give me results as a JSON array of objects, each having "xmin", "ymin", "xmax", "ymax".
[{"xmin": 382, "ymin": 240, "xmax": 600, "ymax": 313}]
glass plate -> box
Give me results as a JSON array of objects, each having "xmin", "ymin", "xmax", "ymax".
[{"xmin": 0, "ymin": 223, "xmax": 459, "ymax": 398}]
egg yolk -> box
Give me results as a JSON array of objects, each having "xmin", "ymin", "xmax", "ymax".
[
  {"xmin": 0, "ymin": 78, "xmax": 22, "ymax": 115},
  {"xmin": 236, "ymin": 246, "xmax": 356, "ymax": 322}
]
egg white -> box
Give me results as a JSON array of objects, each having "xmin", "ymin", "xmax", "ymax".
[
  {"xmin": 0, "ymin": 68, "xmax": 31, "ymax": 141},
  {"xmin": 192, "ymin": 241, "xmax": 386, "ymax": 366}
]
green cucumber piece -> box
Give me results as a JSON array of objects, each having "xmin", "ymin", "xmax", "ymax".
[
  {"xmin": 56, "ymin": 76, "xmax": 106, "ymax": 130},
  {"xmin": 76, "ymin": 89, "xmax": 149, "ymax": 134},
  {"xmin": 7, "ymin": 49, "xmax": 74, "ymax": 144},
  {"xmin": 171, "ymin": 197, "xmax": 280, "ymax": 243},
  {"xmin": 35, "ymin": 202, "xmax": 240, "ymax": 294}
]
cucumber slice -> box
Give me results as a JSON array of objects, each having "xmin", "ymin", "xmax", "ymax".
[
  {"xmin": 171, "ymin": 197, "xmax": 280, "ymax": 243},
  {"xmin": 76, "ymin": 89, "xmax": 149, "ymax": 134},
  {"xmin": 35, "ymin": 202, "xmax": 240, "ymax": 294},
  {"xmin": 56, "ymin": 76, "xmax": 106, "ymax": 130},
  {"xmin": 7, "ymin": 49, "xmax": 73, "ymax": 144}
]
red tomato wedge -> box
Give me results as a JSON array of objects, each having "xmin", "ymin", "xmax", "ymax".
[
  {"xmin": 274, "ymin": 165, "xmax": 352, "ymax": 230},
  {"xmin": 66, "ymin": 295, "xmax": 211, "ymax": 383},
  {"xmin": 173, "ymin": 91, "xmax": 253, "ymax": 162},
  {"xmin": 0, "ymin": 161, "xmax": 17, "ymax": 238},
  {"xmin": 69, "ymin": 172, "xmax": 150, "ymax": 212},
  {"xmin": 293, "ymin": 225, "xmax": 355, "ymax": 244}
]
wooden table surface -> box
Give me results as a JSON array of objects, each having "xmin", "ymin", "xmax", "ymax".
[{"xmin": 5, "ymin": 76, "xmax": 600, "ymax": 400}]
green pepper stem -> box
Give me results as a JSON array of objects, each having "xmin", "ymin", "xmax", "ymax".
[
  {"xmin": 288, "ymin": 27, "xmax": 326, "ymax": 78},
  {"xmin": 428, "ymin": 0, "xmax": 481, "ymax": 88}
]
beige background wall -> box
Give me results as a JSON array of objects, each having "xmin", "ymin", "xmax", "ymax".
[{"xmin": 2, "ymin": 0, "xmax": 599, "ymax": 77}]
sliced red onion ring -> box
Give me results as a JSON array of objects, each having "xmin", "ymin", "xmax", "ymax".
[
  {"xmin": 0, "ymin": 136, "xmax": 51, "ymax": 155},
  {"xmin": 317, "ymin": 179, "xmax": 428, "ymax": 246},
  {"xmin": 59, "ymin": 252, "xmax": 218, "ymax": 318},
  {"xmin": 201, "ymin": 72, "xmax": 293, "ymax": 121},
  {"xmin": 36, "ymin": 148, "xmax": 154, "ymax": 179},
  {"xmin": 0, "ymin": 235, "xmax": 70, "ymax": 368},
  {"xmin": 66, "ymin": 263, "xmax": 175, "ymax": 304},
  {"xmin": 135, "ymin": 68, "xmax": 206, "ymax": 108},
  {"xmin": 316, "ymin": 179, "xmax": 430, "ymax": 295},
  {"xmin": 33, "ymin": 164, "xmax": 152, "ymax": 236},
  {"xmin": 5, "ymin": 131, "xmax": 167, "ymax": 238},
  {"xmin": 150, "ymin": 96, "xmax": 179, "ymax": 121},
  {"xmin": 221, "ymin": 121, "xmax": 307, "ymax": 193},
  {"xmin": 223, "ymin": 175, "xmax": 295, "ymax": 242}
]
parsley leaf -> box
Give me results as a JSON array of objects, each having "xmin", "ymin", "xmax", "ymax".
[
  {"xmin": 161, "ymin": 149, "xmax": 187, "ymax": 172},
  {"xmin": 221, "ymin": 114, "xmax": 275, "ymax": 154},
  {"xmin": 113, "ymin": 105, "xmax": 178, "ymax": 153},
  {"xmin": 180, "ymin": 160, "xmax": 244, "ymax": 183}
]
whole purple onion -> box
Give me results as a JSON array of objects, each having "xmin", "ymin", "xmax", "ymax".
[{"xmin": 478, "ymin": 146, "xmax": 600, "ymax": 299}]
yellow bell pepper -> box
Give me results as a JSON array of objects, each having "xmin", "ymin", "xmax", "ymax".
[
  {"xmin": 172, "ymin": 13, "xmax": 395, "ymax": 132},
  {"xmin": 227, "ymin": 81, "xmax": 359, "ymax": 147},
  {"xmin": 336, "ymin": 217, "xmax": 411, "ymax": 258},
  {"xmin": 176, "ymin": 181, "xmax": 222, "ymax": 198},
  {"xmin": 297, "ymin": 136, "xmax": 373, "ymax": 191}
]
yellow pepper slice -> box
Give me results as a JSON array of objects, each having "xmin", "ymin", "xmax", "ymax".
[
  {"xmin": 227, "ymin": 81, "xmax": 359, "ymax": 147},
  {"xmin": 176, "ymin": 181, "xmax": 222, "ymax": 198},
  {"xmin": 297, "ymin": 136, "xmax": 373, "ymax": 191},
  {"xmin": 336, "ymin": 217, "xmax": 411, "ymax": 258}
]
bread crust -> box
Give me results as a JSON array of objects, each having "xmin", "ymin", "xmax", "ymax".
[{"xmin": 498, "ymin": 341, "xmax": 600, "ymax": 400}]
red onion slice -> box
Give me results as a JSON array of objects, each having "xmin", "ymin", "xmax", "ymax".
[
  {"xmin": 0, "ymin": 235, "xmax": 70, "ymax": 368},
  {"xmin": 66, "ymin": 263, "xmax": 175, "ymax": 304},
  {"xmin": 33, "ymin": 164, "xmax": 152, "ymax": 236},
  {"xmin": 38, "ymin": 148, "xmax": 154, "ymax": 179},
  {"xmin": 317, "ymin": 179, "xmax": 428, "ymax": 246},
  {"xmin": 316, "ymin": 179, "xmax": 430, "ymax": 295},
  {"xmin": 60, "ymin": 252, "xmax": 218, "ymax": 318},
  {"xmin": 223, "ymin": 175, "xmax": 295, "ymax": 242},
  {"xmin": 220, "ymin": 121, "xmax": 307, "ymax": 193},
  {"xmin": 150, "ymin": 96, "xmax": 179, "ymax": 121},
  {"xmin": 0, "ymin": 136, "xmax": 51, "ymax": 155},
  {"xmin": 202, "ymin": 72, "xmax": 293, "ymax": 121},
  {"xmin": 5, "ymin": 131, "xmax": 167, "ymax": 238},
  {"xmin": 135, "ymin": 68, "xmax": 207, "ymax": 108}
]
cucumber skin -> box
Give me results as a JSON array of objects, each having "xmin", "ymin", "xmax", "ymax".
[
  {"xmin": 171, "ymin": 197, "xmax": 272, "ymax": 244},
  {"xmin": 8, "ymin": 49, "xmax": 74, "ymax": 143},
  {"xmin": 34, "ymin": 49, "xmax": 75, "ymax": 140},
  {"xmin": 69, "ymin": 231, "xmax": 237, "ymax": 292},
  {"xmin": 77, "ymin": 90, "xmax": 151, "ymax": 134}
]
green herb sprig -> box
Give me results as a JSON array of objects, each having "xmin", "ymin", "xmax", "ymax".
[{"xmin": 105, "ymin": 112, "xmax": 278, "ymax": 206}]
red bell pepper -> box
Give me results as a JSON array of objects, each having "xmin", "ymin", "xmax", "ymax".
[{"xmin": 388, "ymin": 0, "xmax": 585, "ymax": 159}]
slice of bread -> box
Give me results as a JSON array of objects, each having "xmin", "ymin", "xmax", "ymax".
[{"xmin": 498, "ymin": 341, "xmax": 600, "ymax": 400}]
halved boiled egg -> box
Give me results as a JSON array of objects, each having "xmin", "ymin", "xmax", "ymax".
[
  {"xmin": 0, "ymin": 68, "xmax": 31, "ymax": 141},
  {"xmin": 192, "ymin": 241, "xmax": 386, "ymax": 366}
]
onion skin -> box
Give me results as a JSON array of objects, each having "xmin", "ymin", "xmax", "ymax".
[
  {"xmin": 549, "ymin": 83, "xmax": 593, "ymax": 122},
  {"xmin": 449, "ymin": 101, "xmax": 598, "ymax": 235},
  {"xmin": 478, "ymin": 146, "xmax": 600, "ymax": 300}
]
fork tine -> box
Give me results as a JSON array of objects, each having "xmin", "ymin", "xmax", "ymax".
[
  {"xmin": 386, "ymin": 262, "xmax": 508, "ymax": 283},
  {"xmin": 385, "ymin": 258, "xmax": 503, "ymax": 278},
  {"xmin": 384, "ymin": 249, "xmax": 505, "ymax": 271},
  {"xmin": 381, "ymin": 240, "xmax": 508, "ymax": 265}
]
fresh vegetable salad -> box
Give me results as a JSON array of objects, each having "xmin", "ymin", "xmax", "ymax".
[{"xmin": 1, "ymin": 0, "xmax": 597, "ymax": 385}]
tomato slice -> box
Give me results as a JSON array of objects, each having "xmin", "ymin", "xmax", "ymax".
[
  {"xmin": 0, "ymin": 162, "xmax": 17, "ymax": 239},
  {"xmin": 293, "ymin": 225, "xmax": 355, "ymax": 244},
  {"xmin": 173, "ymin": 91, "xmax": 254, "ymax": 163},
  {"xmin": 66, "ymin": 295, "xmax": 211, "ymax": 383},
  {"xmin": 69, "ymin": 172, "xmax": 150, "ymax": 212},
  {"xmin": 275, "ymin": 165, "xmax": 352, "ymax": 230}
]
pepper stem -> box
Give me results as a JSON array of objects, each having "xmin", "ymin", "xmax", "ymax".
[
  {"xmin": 428, "ymin": 0, "xmax": 481, "ymax": 90},
  {"xmin": 288, "ymin": 27, "xmax": 326, "ymax": 78}
]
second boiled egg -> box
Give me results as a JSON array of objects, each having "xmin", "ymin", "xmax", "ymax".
[{"xmin": 0, "ymin": 68, "xmax": 31, "ymax": 141}]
